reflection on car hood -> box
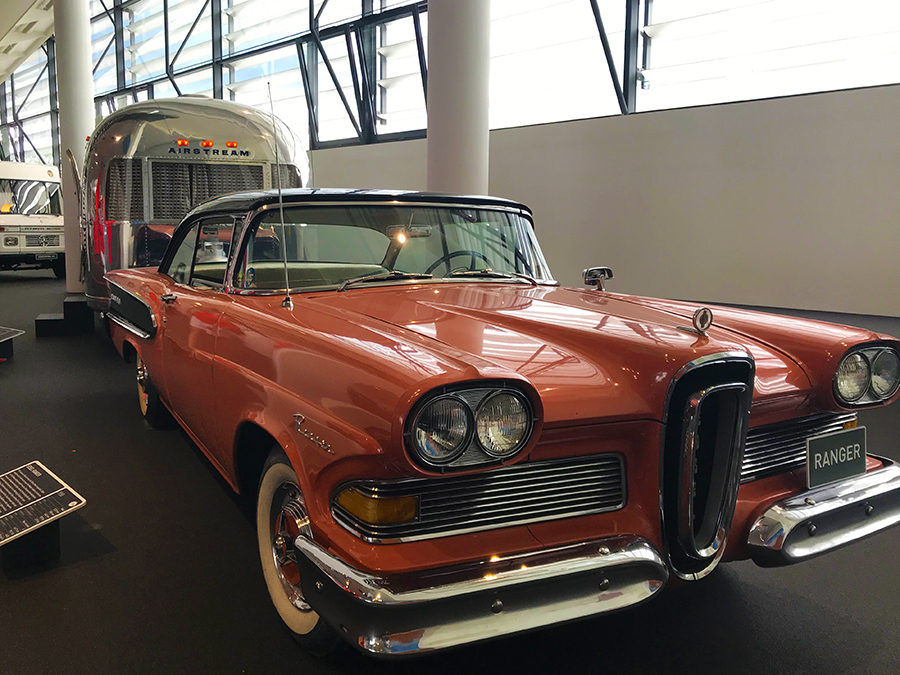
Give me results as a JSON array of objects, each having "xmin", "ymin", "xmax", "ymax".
[{"xmin": 319, "ymin": 284, "xmax": 857, "ymax": 426}]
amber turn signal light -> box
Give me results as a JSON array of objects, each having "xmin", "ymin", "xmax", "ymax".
[
  {"xmin": 201, "ymin": 140, "xmax": 213, "ymax": 148},
  {"xmin": 226, "ymin": 141, "xmax": 238, "ymax": 148},
  {"xmin": 844, "ymin": 418, "xmax": 859, "ymax": 430},
  {"xmin": 335, "ymin": 488, "xmax": 417, "ymax": 525},
  {"xmin": 176, "ymin": 139, "xmax": 189, "ymax": 146}
]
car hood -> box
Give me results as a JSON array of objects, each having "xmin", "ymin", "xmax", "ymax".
[{"xmin": 319, "ymin": 283, "xmax": 855, "ymax": 426}]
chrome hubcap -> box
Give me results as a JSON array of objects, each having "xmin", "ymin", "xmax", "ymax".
[{"xmin": 271, "ymin": 483, "xmax": 313, "ymax": 611}]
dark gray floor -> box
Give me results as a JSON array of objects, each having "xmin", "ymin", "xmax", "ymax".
[{"xmin": 1, "ymin": 269, "xmax": 899, "ymax": 674}]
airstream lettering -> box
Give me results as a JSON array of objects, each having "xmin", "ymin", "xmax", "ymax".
[
  {"xmin": 167, "ymin": 148, "xmax": 252, "ymax": 157},
  {"xmin": 78, "ymin": 96, "xmax": 305, "ymax": 312}
]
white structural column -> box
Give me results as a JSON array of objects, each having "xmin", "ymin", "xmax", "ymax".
[
  {"xmin": 426, "ymin": 0, "xmax": 491, "ymax": 195},
  {"xmin": 53, "ymin": 0, "xmax": 95, "ymax": 293}
]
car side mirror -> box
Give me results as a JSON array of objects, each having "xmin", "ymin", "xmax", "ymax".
[{"xmin": 583, "ymin": 266, "xmax": 613, "ymax": 291}]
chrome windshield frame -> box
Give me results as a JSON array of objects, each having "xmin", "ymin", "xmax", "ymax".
[{"xmin": 222, "ymin": 200, "xmax": 557, "ymax": 296}]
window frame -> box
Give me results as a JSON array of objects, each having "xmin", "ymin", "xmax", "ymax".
[
  {"xmin": 227, "ymin": 201, "xmax": 556, "ymax": 295},
  {"xmin": 159, "ymin": 212, "xmax": 240, "ymax": 290}
]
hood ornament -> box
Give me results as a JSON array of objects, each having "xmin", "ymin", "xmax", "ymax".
[{"xmin": 678, "ymin": 307, "xmax": 714, "ymax": 336}]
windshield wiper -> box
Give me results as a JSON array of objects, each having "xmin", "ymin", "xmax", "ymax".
[
  {"xmin": 338, "ymin": 270, "xmax": 433, "ymax": 292},
  {"xmin": 447, "ymin": 269, "xmax": 538, "ymax": 285}
]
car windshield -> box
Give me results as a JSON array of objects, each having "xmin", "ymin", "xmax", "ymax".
[
  {"xmin": 233, "ymin": 204, "xmax": 555, "ymax": 291},
  {"xmin": 0, "ymin": 179, "xmax": 62, "ymax": 216}
]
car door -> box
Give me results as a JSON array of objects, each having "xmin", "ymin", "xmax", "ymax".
[{"xmin": 158, "ymin": 215, "xmax": 237, "ymax": 451}]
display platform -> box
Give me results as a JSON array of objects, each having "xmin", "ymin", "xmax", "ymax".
[
  {"xmin": 34, "ymin": 295, "xmax": 94, "ymax": 337},
  {"xmin": 0, "ymin": 325, "xmax": 24, "ymax": 360},
  {"xmin": 0, "ymin": 461, "xmax": 86, "ymax": 573}
]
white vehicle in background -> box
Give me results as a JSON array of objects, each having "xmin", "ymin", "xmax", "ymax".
[{"xmin": 0, "ymin": 161, "xmax": 65, "ymax": 278}]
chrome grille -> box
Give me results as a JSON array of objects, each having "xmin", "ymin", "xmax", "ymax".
[
  {"xmin": 106, "ymin": 158, "xmax": 144, "ymax": 221},
  {"xmin": 192, "ymin": 163, "xmax": 264, "ymax": 205},
  {"xmin": 333, "ymin": 454, "xmax": 625, "ymax": 542},
  {"xmin": 25, "ymin": 234, "xmax": 59, "ymax": 247},
  {"xmin": 151, "ymin": 162, "xmax": 190, "ymax": 220},
  {"xmin": 271, "ymin": 164, "xmax": 303, "ymax": 189},
  {"xmin": 151, "ymin": 162, "xmax": 264, "ymax": 220},
  {"xmin": 741, "ymin": 412, "xmax": 858, "ymax": 483}
]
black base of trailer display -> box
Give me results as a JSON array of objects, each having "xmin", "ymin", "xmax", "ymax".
[
  {"xmin": 64, "ymin": 296, "xmax": 95, "ymax": 334},
  {"xmin": 34, "ymin": 312, "xmax": 67, "ymax": 337},
  {"xmin": 34, "ymin": 295, "xmax": 94, "ymax": 338}
]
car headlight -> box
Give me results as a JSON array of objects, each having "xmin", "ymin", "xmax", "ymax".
[
  {"xmin": 410, "ymin": 396, "xmax": 471, "ymax": 465},
  {"xmin": 835, "ymin": 352, "xmax": 871, "ymax": 403},
  {"xmin": 871, "ymin": 349, "xmax": 900, "ymax": 399},
  {"xmin": 475, "ymin": 391, "xmax": 531, "ymax": 457}
]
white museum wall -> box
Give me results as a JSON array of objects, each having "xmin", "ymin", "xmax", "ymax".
[{"xmin": 310, "ymin": 83, "xmax": 900, "ymax": 319}]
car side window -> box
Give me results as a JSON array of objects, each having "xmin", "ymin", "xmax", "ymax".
[
  {"xmin": 191, "ymin": 217, "xmax": 235, "ymax": 289},
  {"xmin": 164, "ymin": 222, "xmax": 200, "ymax": 284}
]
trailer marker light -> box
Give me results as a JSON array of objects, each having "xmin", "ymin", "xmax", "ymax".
[
  {"xmin": 201, "ymin": 140, "xmax": 213, "ymax": 148},
  {"xmin": 176, "ymin": 139, "xmax": 189, "ymax": 146},
  {"xmin": 226, "ymin": 141, "xmax": 238, "ymax": 148}
]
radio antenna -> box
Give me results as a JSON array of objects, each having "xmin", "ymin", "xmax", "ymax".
[{"xmin": 267, "ymin": 81, "xmax": 293, "ymax": 309}]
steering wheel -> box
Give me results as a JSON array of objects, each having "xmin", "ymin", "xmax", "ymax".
[{"xmin": 425, "ymin": 250, "xmax": 494, "ymax": 275}]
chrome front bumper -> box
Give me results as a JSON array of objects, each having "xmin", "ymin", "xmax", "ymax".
[
  {"xmin": 748, "ymin": 456, "xmax": 900, "ymax": 567},
  {"xmin": 294, "ymin": 534, "xmax": 667, "ymax": 657}
]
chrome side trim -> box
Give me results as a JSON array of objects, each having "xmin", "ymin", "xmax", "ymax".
[
  {"xmin": 747, "ymin": 456, "xmax": 900, "ymax": 566},
  {"xmin": 107, "ymin": 311, "xmax": 151, "ymax": 339},
  {"xmin": 103, "ymin": 275, "xmax": 158, "ymax": 331},
  {"xmin": 294, "ymin": 534, "xmax": 667, "ymax": 656}
]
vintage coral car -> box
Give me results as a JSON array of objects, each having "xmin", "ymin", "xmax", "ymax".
[{"xmin": 105, "ymin": 188, "xmax": 900, "ymax": 657}]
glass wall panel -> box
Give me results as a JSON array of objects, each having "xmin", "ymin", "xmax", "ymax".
[
  {"xmin": 377, "ymin": 15, "xmax": 427, "ymax": 135},
  {"xmin": 225, "ymin": 45, "xmax": 310, "ymax": 154},
  {"xmin": 489, "ymin": 0, "xmax": 624, "ymax": 129},
  {"xmin": 316, "ymin": 35, "xmax": 361, "ymax": 142},
  {"xmin": 20, "ymin": 115, "xmax": 54, "ymax": 164},
  {"xmin": 317, "ymin": 0, "xmax": 362, "ymax": 27},
  {"xmin": 12, "ymin": 49, "xmax": 50, "ymax": 122},
  {"xmin": 92, "ymin": 11, "xmax": 118, "ymax": 95},
  {"xmin": 223, "ymin": 0, "xmax": 310, "ymax": 55},
  {"xmin": 641, "ymin": 0, "xmax": 900, "ymax": 111},
  {"xmin": 124, "ymin": 0, "xmax": 211, "ymax": 86}
]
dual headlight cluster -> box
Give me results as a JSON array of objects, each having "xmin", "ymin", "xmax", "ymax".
[
  {"xmin": 407, "ymin": 387, "xmax": 535, "ymax": 468},
  {"xmin": 834, "ymin": 347, "xmax": 900, "ymax": 405}
]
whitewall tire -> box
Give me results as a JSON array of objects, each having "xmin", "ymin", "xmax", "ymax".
[{"xmin": 256, "ymin": 449, "xmax": 342, "ymax": 656}]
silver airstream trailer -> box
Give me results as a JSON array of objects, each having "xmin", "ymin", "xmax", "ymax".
[{"xmin": 77, "ymin": 96, "xmax": 305, "ymax": 311}]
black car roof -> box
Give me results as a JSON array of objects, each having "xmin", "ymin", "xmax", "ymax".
[{"xmin": 185, "ymin": 188, "xmax": 533, "ymax": 219}]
